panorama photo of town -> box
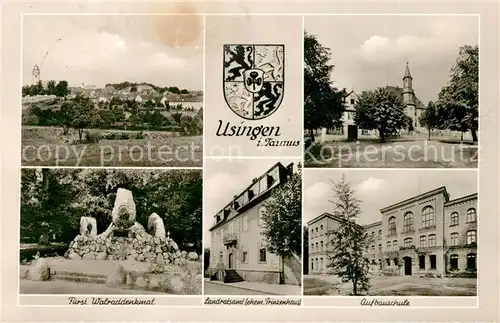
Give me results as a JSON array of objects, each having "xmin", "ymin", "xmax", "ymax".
[{"xmin": 21, "ymin": 15, "xmax": 203, "ymax": 167}]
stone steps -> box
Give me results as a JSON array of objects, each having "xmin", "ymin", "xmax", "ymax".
[
  {"xmin": 52, "ymin": 274, "xmax": 107, "ymax": 285},
  {"xmin": 52, "ymin": 269, "xmax": 108, "ymax": 284}
]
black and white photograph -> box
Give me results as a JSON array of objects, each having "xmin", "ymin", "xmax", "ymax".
[
  {"xmin": 21, "ymin": 15, "xmax": 203, "ymax": 167},
  {"xmin": 303, "ymin": 169, "xmax": 478, "ymax": 296},
  {"xmin": 203, "ymin": 159, "xmax": 302, "ymax": 295},
  {"xmin": 19, "ymin": 168, "xmax": 202, "ymax": 295},
  {"xmin": 304, "ymin": 15, "xmax": 479, "ymax": 168}
]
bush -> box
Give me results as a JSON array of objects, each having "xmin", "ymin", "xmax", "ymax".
[
  {"xmin": 20, "ymin": 244, "xmax": 68, "ymax": 263},
  {"xmin": 84, "ymin": 130, "xmax": 101, "ymax": 143},
  {"xmin": 120, "ymin": 133, "xmax": 130, "ymax": 140},
  {"xmin": 135, "ymin": 131, "xmax": 145, "ymax": 140}
]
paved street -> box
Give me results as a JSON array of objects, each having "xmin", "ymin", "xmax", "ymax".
[
  {"xmin": 304, "ymin": 274, "xmax": 477, "ymax": 296},
  {"xmin": 204, "ymin": 281, "xmax": 270, "ymax": 295}
]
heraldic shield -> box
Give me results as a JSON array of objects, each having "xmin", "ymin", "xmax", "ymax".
[{"xmin": 223, "ymin": 44, "xmax": 284, "ymax": 120}]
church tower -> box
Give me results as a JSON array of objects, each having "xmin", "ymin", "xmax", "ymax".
[
  {"xmin": 32, "ymin": 64, "xmax": 40, "ymax": 85},
  {"xmin": 403, "ymin": 62, "xmax": 416, "ymax": 128}
]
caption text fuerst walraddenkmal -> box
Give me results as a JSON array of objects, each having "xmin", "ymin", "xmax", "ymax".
[
  {"xmin": 204, "ymin": 297, "xmax": 301, "ymax": 306},
  {"xmin": 68, "ymin": 297, "xmax": 156, "ymax": 305}
]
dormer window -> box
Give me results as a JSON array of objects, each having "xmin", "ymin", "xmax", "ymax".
[
  {"xmin": 248, "ymin": 189, "xmax": 255, "ymax": 200},
  {"xmin": 267, "ymin": 174, "xmax": 275, "ymax": 188},
  {"xmin": 223, "ymin": 208, "xmax": 230, "ymax": 218},
  {"xmin": 233, "ymin": 201, "xmax": 240, "ymax": 210}
]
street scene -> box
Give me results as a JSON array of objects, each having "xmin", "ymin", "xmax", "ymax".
[
  {"xmin": 21, "ymin": 15, "xmax": 203, "ymax": 167},
  {"xmin": 304, "ymin": 15, "xmax": 478, "ymax": 168},
  {"xmin": 203, "ymin": 159, "xmax": 302, "ymax": 295},
  {"xmin": 303, "ymin": 169, "xmax": 478, "ymax": 296}
]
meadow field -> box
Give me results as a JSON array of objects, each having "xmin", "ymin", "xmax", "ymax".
[{"xmin": 21, "ymin": 126, "xmax": 202, "ymax": 167}]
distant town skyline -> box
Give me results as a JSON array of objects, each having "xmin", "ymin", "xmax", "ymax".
[
  {"xmin": 305, "ymin": 15, "xmax": 478, "ymax": 105},
  {"xmin": 22, "ymin": 15, "xmax": 203, "ymax": 90}
]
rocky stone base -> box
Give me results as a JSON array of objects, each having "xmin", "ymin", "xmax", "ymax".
[{"xmin": 65, "ymin": 234, "xmax": 199, "ymax": 264}]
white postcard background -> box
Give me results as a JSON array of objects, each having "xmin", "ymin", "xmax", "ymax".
[{"xmin": 205, "ymin": 15, "xmax": 303, "ymax": 158}]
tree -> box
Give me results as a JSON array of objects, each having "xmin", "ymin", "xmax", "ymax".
[
  {"xmin": 355, "ymin": 88, "xmax": 410, "ymax": 142},
  {"xmin": 61, "ymin": 95, "xmax": 99, "ymax": 141},
  {"xmin": 46, "ymin": 80, "xmax": 57, "ymax": 95},
  {"xmin": 180, "ymin": 89, "xmax": 190, "ymax": 94},
  {"xmin": 261, "ymin": 166, "xmax": 302, "ymax": 283},
  {"xmin": 54, "ymin": 80, "xmax": 69, "ymax": 97},
  {"xmin": 304, "ymin": 31, "xmax": 345, "ymax": 143},
  {"xmin": 168, "ymin": 86, "xmax": 181, "ymax": 94},
  {"xmin": 327, "ymin": 175, "xmax": 372, "ymax": 296},
  {"xmin": 420, "ymin": 101, "xmax": 439, "ymax": 140},
  {"xmin": 436, "ymin": 45, "xmax": 478, "ymax": 142},
  {"xmin": 303, "ymin": 225, "xmax": 309, "ymax": 275}
]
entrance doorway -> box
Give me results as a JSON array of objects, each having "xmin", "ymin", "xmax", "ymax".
[
  {"xmin": 347, "ymin": 125, "xmax": 358, "ymax": 140},
  {"xmin": 403, "ymin": 256, "xmax": 412, "ymax": 275},
  {"xmin": 228, "ymin": 253, "xmax": 234, "ymax": 269}
]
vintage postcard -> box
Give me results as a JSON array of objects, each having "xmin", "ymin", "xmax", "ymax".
[{"xmin": 1, "ymin": 1, "xmax": 499, "ymax": 323}]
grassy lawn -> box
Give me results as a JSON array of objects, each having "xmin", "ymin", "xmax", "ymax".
[
  {"xmin": 304, "ymin": 139, "xmax": 477, "ymax": 168},
  {"xmin": 21, "ymin": 127, "xmax": 202, "ymax": 167},
  {"xmin": 303, "ymin": 276, "xmax": 341, "ymax": 295}
]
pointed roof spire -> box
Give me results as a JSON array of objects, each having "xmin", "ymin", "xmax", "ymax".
[{"xmin": 403, "ymin": 61, "xmax": 412, "ymax": 79}]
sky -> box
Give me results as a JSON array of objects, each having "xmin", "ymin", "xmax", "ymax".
[
  {"xmin": 303, "ymin": 169, "xmax": 478, "ymax": 226},
  {"xmin": 23, "ymin": 15, "xmax": 203, "ymax": 89},
  {"xmin": 305, "ymin": 15, "xmax": 479, "ymax": 104},
  {"xmin": 203, "ymin": 158, "xmax": 301, "ymax": 245}
]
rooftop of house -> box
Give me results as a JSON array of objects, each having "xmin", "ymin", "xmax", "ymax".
[
  {"xmin": 209, "ymin": 162, "xmax": 294, "ymax": 232},
  {"xmin": 444, "ymin": 193, "xmax": 478, "ymax": 207},
  {"xmin": 380, "ymin": 186, "xmax": 450, "ymax": 214}
]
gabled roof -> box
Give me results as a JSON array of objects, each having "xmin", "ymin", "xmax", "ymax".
[{"xmin": 380, "ymin": 186, "xmax": 449, "ymax": 213}]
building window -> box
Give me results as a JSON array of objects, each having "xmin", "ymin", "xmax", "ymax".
[
  {"xmin": 450, "ymin": 233, "xmax": 459, "ymax": 246},
  {"xmin": 450, "ymin": 254, "xmax": 458, "ymax": 270},
  {"xmin": 419, "ymin": 255, "xmax": 425, "ymax": 269},
  {"xmin": 388, "ymin": 216, "xmax": 396, "ymax": 235},
  {"xmin": 315, "ymin": 258, "xmax": 318, "ymax": 270},
  {"xmin": 450, "ymin": 212, "xmax": 459, "ymax": 226},
  {"xmin": 320, "ymin": 258, "xmax": 324, "ymax": 270},
  {"xmin": 320, "ymin": 241, "xmax": 324, "ymax": 251},
  {"xmin": 466, "ymin": 230, "xmax": 477, "ymax": 245},
  {"xmin": 311, "ymin": 260, "xmax": 314, "ymax": 270},
  {"xmin": 371, "ymin": 245, "xmax": 375, "ymax": 252},
  {"xmin": 421, "ymin": 206, "xmax": 435, "ymax": 228},
  {"xmin": 219, "ymin": 251, "xmax": 223, "ymax": 262},
  {"xmin": 242, "ymin": 215, "xmax": 248, "ymax": 231},
  {"xmin": 428, "ymin": 234, "xmax": 436, "ymax": 247},
  {"xmin": 378, "ymin": 244, "xmax": 382, "ymax": 254},
  {"xmin": 350, "ymin": 98, "xmax": 355, "ymax": 104},
  {"xmin": 386, "ymin": 258, "xmax": 390, "ymax": 266},
  {"xmin": 403, "ymin": 212, "xmax": 414, "ymax": 232},
  {"xmin": 315, "ymin": 227, "xmax": 318, "ymax": 234},
  {"xmin": 258, "ymin": 206, "xmax": 266, "ymax": 227},
  {"xmin": 466, "ymin": 208, "xmax": 477, "ymax": 223},
  {"xmin": 242, "ymin": 251, "xmax": 248, "ymax": 263},
  {"xmin": 393, "ymin": 240, "xmax": 398, "ymax": 250},
  {"xmin": 259, "ymin": 248, "xmax": 267, "ymax": 262},
  {"xmin": 404, "ymin": 237, "xmax": 413, "ymax": 248},
  {"xmin": 420, "ymin": 235, "xmax": 426, "ymax": 247},
  {"xmin": 387, "ymin": 241, "xmax": 391, "ymax": 251},
  {"xmin": 320, "ymin": 224, "xmax": 324, "ymax": 231},
  {"xmin": 378, "ymin": 230, "xmax": 382, "ymax": 239},
  {"xmin": 430, "ymin": 255, "xmax": 436, "ymax": 269},
  {"xmin": 393, "ymin": 258, "xmax": 398, "ymax": 266},
  {"xmin": 467, "ymin": 253, "xmax": 477, "ymax": 270}
]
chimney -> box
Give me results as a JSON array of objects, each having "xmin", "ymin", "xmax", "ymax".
[{"xmin": 286, "ymin": 163, "xmax": 294, "ymax": 175}]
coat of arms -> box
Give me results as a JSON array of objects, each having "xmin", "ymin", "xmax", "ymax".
[{"xmin": 223, "ymin": 44, "xmax": 284, "ymax": 120}]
